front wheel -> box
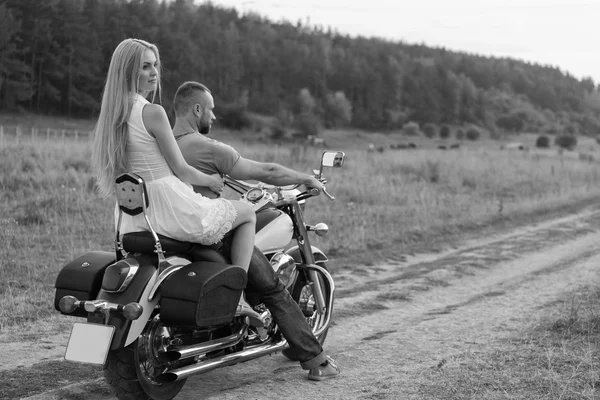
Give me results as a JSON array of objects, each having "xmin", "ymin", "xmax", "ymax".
[
  {"xmin": 103, "ymin": 317, "xmax": 187, "ymax": 400},
  {"xmin": 282, "ymin": 255, "xmax": 332, "ymax": 360}
]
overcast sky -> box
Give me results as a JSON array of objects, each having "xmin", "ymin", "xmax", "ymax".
[{"xmin": 206, "ymin": 0, "xmax": 600, "ymax": 85}]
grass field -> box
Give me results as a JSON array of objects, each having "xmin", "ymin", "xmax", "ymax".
[
  {"xmin": 3, "ymin": 128, "xmax": 600, "ymax": 329},
  {"xmin": 3, "ymin": 121, "xmax": 600, "ymax": 398}
]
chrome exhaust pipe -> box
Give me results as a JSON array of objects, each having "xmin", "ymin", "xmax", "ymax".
[
  {"xmin": 161, "ymin": 339, "xmax": 288, "ymax": 382},
  {"xmin": 164, "ymin": 324, "xmax": 247, "ymax": 362}
]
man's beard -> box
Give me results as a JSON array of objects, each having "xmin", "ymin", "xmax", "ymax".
[{"xmin": 199, "ymin": 121, "xmax": 211, "ymax": 135}]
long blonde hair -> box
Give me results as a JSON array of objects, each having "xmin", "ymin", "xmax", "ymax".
[{"xmin": 91, "ymin": 38, "xmax": 162, "ymax": 198}]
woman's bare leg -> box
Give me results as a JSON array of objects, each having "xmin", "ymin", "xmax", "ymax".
[{"xmin": 229, "ymin": 200, "xmax": 256, "ymax": 270}]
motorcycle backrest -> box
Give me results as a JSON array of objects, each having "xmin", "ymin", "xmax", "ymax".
[
  {"xmin": 114, "ymin": 173, "xmax": 164, "ymax": 263},
  {"xmin": 115, "ymin": 173, "xmax": 149, "ymax": 216}
]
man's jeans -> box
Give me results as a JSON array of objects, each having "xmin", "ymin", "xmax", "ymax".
[{"xmin": 246, "ymin": 251, "xmax": 327, "ymax": 370}]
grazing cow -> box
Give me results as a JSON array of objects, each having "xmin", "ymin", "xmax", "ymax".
[
  {"xmin": 450, "ymin": 143, "xmax": 460, "ymax": 149},
  {"xmin": 438, "ymin": 145, "xmax": 447, "ymax": 150},
  {"xmin": 502, "ymin": 142, "xmax": 525, "ymax": 150},
  {"xmin": 307, "ymin": 135, "xmax": 326, "ymax": 147},
  {"xmin": 408, "ymin": 143, "xmax": 417, "ymax": 149}
]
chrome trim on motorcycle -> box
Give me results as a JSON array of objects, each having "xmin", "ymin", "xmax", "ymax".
[
  {"xmin": 114, "ymin": 173, "xmax": 167, "ymax": 268},
  {"xmin": 161, "ymin": 339, "xmax": 288, "ymax": 382},
  {"xmin": 307, "ymin": 223, "xmax": 329, "ymax": 237},
  {"xmin": 118, "ymin": 264, "xmax": 139, "ymax": 293},
  {"xmin": 269, "ymin": 252, "xmax": 296, "ymax": 287},
  {"xmin": 76, "ymin": 299, "xmax": 143, "ymax": 321},
  {"xmin": 164, "ymin": 324, "xmax": 247, "ymax": 362},
  {"xmin": 102, "ymin": 258, "xmax": 140, "ymax": 293},
  {"xmin": 301, "ymin": 263, "xmax": 335, "ymax": 338},
  {"xmin": 147, "ymin": 263, "xmax": 187, "ymax": 302}
]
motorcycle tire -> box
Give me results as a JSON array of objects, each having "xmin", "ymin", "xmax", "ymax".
[
  {"xmin": 282, "ymin": 254, "xmax": 332, "ymax": 361},
  {"xmin": 104, "ymin": 322, "xmax": 187, "ymax": 400}
]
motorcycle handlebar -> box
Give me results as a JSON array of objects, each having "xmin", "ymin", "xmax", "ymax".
[
  {"xmin": 295, "ymin": 185, "xmax": 335, "ymax": 202},
  {"xmin": 225, "ymin": 175, "xmax": 335, "ymax": 204}
]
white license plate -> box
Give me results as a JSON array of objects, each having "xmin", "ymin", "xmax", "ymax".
[{"xmin": 64, "ymin": 322, "xmax": 115, "ymax": 365}]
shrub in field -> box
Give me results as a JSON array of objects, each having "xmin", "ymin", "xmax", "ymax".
[
  {"xmin": 465, "ymin": 127, "xmax": 481, "ymax": 141},
  {"xmin": 269, "ymin": 123, "xmax": 286, "ymax": 140},
  {"xmin": 402, "ymin": 121, "xmax": 421, "ymax": 136},
  {"xmin": 293, "ymin": 113, "xmax": 322, "ymax": 138},
  {"xmin": 535, "ymin": 135, "xmax": 550, "ymax": 148},
  {"xmin": 555, "ymin": 135, "xmax": 577, "ymax": 149},
  {"xmin": 455, "ymin": 128, "xmax": 465, "ymax": 140},
  {"xmin": 439, "ymin": 125, "xmax": 450, "ymax": 139},
  {"xmin": 323, "ymin": 91, "xmax": 352, "ymax": 128},
  {"xmin": 422, "ymin": 123, "xmax": 437, "ymax": 138}
]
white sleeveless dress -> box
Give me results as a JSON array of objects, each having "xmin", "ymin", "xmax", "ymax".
[{"xmin": 117, "ymin": 93, "xmax": 237, "ymax": 245}]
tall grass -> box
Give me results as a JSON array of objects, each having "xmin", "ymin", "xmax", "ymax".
[{"xmin": 2, "ymin": 132, "xmax": 600, "ymax": 328}]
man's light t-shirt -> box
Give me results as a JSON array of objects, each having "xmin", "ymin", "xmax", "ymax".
[{"xmin": 175, "ymin": 132, "xmax": 240, "ymax": 199}]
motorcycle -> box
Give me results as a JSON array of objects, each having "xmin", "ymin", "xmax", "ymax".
[{"xmin": 54, "ymin": 150, "xmax": 346, "ymax": 400}]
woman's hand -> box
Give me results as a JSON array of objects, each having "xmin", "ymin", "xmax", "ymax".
[{"xmin": 208, "ymin": 174, "xmax": 225, "ymax": 195}]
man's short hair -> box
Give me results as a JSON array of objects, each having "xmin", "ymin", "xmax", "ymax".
[{"xmin": 173, "ymin": 81, "xmax": 211, "ymax": 117}]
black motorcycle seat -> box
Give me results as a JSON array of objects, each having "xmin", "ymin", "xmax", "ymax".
[{"xmin": 122, "ymin": 231, "xmax": 228, "ymax": 263}]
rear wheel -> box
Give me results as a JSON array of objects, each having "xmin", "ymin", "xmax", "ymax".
[
  {"xmin": 103, "ymin": 316, "xmax": 187, "ymax": 400},
  {"xmin": 282, "ymin": 255, "xmax": 332, "ymax": 360}
]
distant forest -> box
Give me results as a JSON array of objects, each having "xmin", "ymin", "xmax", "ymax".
[{"xmin": 2, "ymin": 0, "xmax": 600, "ymax": 137}]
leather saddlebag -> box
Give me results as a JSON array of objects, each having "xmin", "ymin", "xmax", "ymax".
[
  {"xmin": 160, "ymin": 261, "xmax": 247, "ymax": 327},
  {"xmin": 54, "ymin": 251, "xmax": 116, "ymax": 317}
]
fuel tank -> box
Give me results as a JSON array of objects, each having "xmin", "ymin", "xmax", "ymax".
[{"xmin": 254, "ymin": 208, "xmax": 294, "ymax": 254}]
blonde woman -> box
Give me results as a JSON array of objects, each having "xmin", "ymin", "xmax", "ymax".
[{"xmin": 91, "ymin": 38, "xmax": 256, "ymax": 272}]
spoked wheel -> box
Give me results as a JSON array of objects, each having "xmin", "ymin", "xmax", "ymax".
[
  {"xmin": 282, "ymin": 257, "xmax": 332, "ymax": 361},
  {"xmin": 104, "ymin": 316, "xmax": 187, "ymax": 400}
]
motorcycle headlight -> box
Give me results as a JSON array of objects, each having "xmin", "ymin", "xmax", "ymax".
[{"xmin": 269, "ymin": 252, "xmax": 296, "ymax": 287}]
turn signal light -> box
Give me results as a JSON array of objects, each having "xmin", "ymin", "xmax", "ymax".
[
  {"xmin": 307, "ymin": 223, "xmax": 329, "ymax": 237},
  {"xmin": 122, "ymin": 302, "xmax": 143, "ymax": 320},
  {"xmin": 59, "ymin": 296, "xmax": 79, "ymax": 314}
]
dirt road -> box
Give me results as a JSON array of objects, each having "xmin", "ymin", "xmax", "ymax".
[{"xmin": 10, "ymin": 205, "xmax": 600, "ymax": 400}]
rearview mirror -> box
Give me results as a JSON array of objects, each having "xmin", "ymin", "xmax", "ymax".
[{"xmin": 321, "ymin": 151, "xmax": 345, "ymax": 168}]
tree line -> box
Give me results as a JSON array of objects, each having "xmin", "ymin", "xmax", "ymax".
[{"xmin": 2, "ymin": 0, "xmax": 600, "ymax": 136}]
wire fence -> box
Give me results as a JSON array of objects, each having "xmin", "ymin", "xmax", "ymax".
[{"xmin": 0, "ymin": 125, "xmax": 92, "ymax": 146}]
